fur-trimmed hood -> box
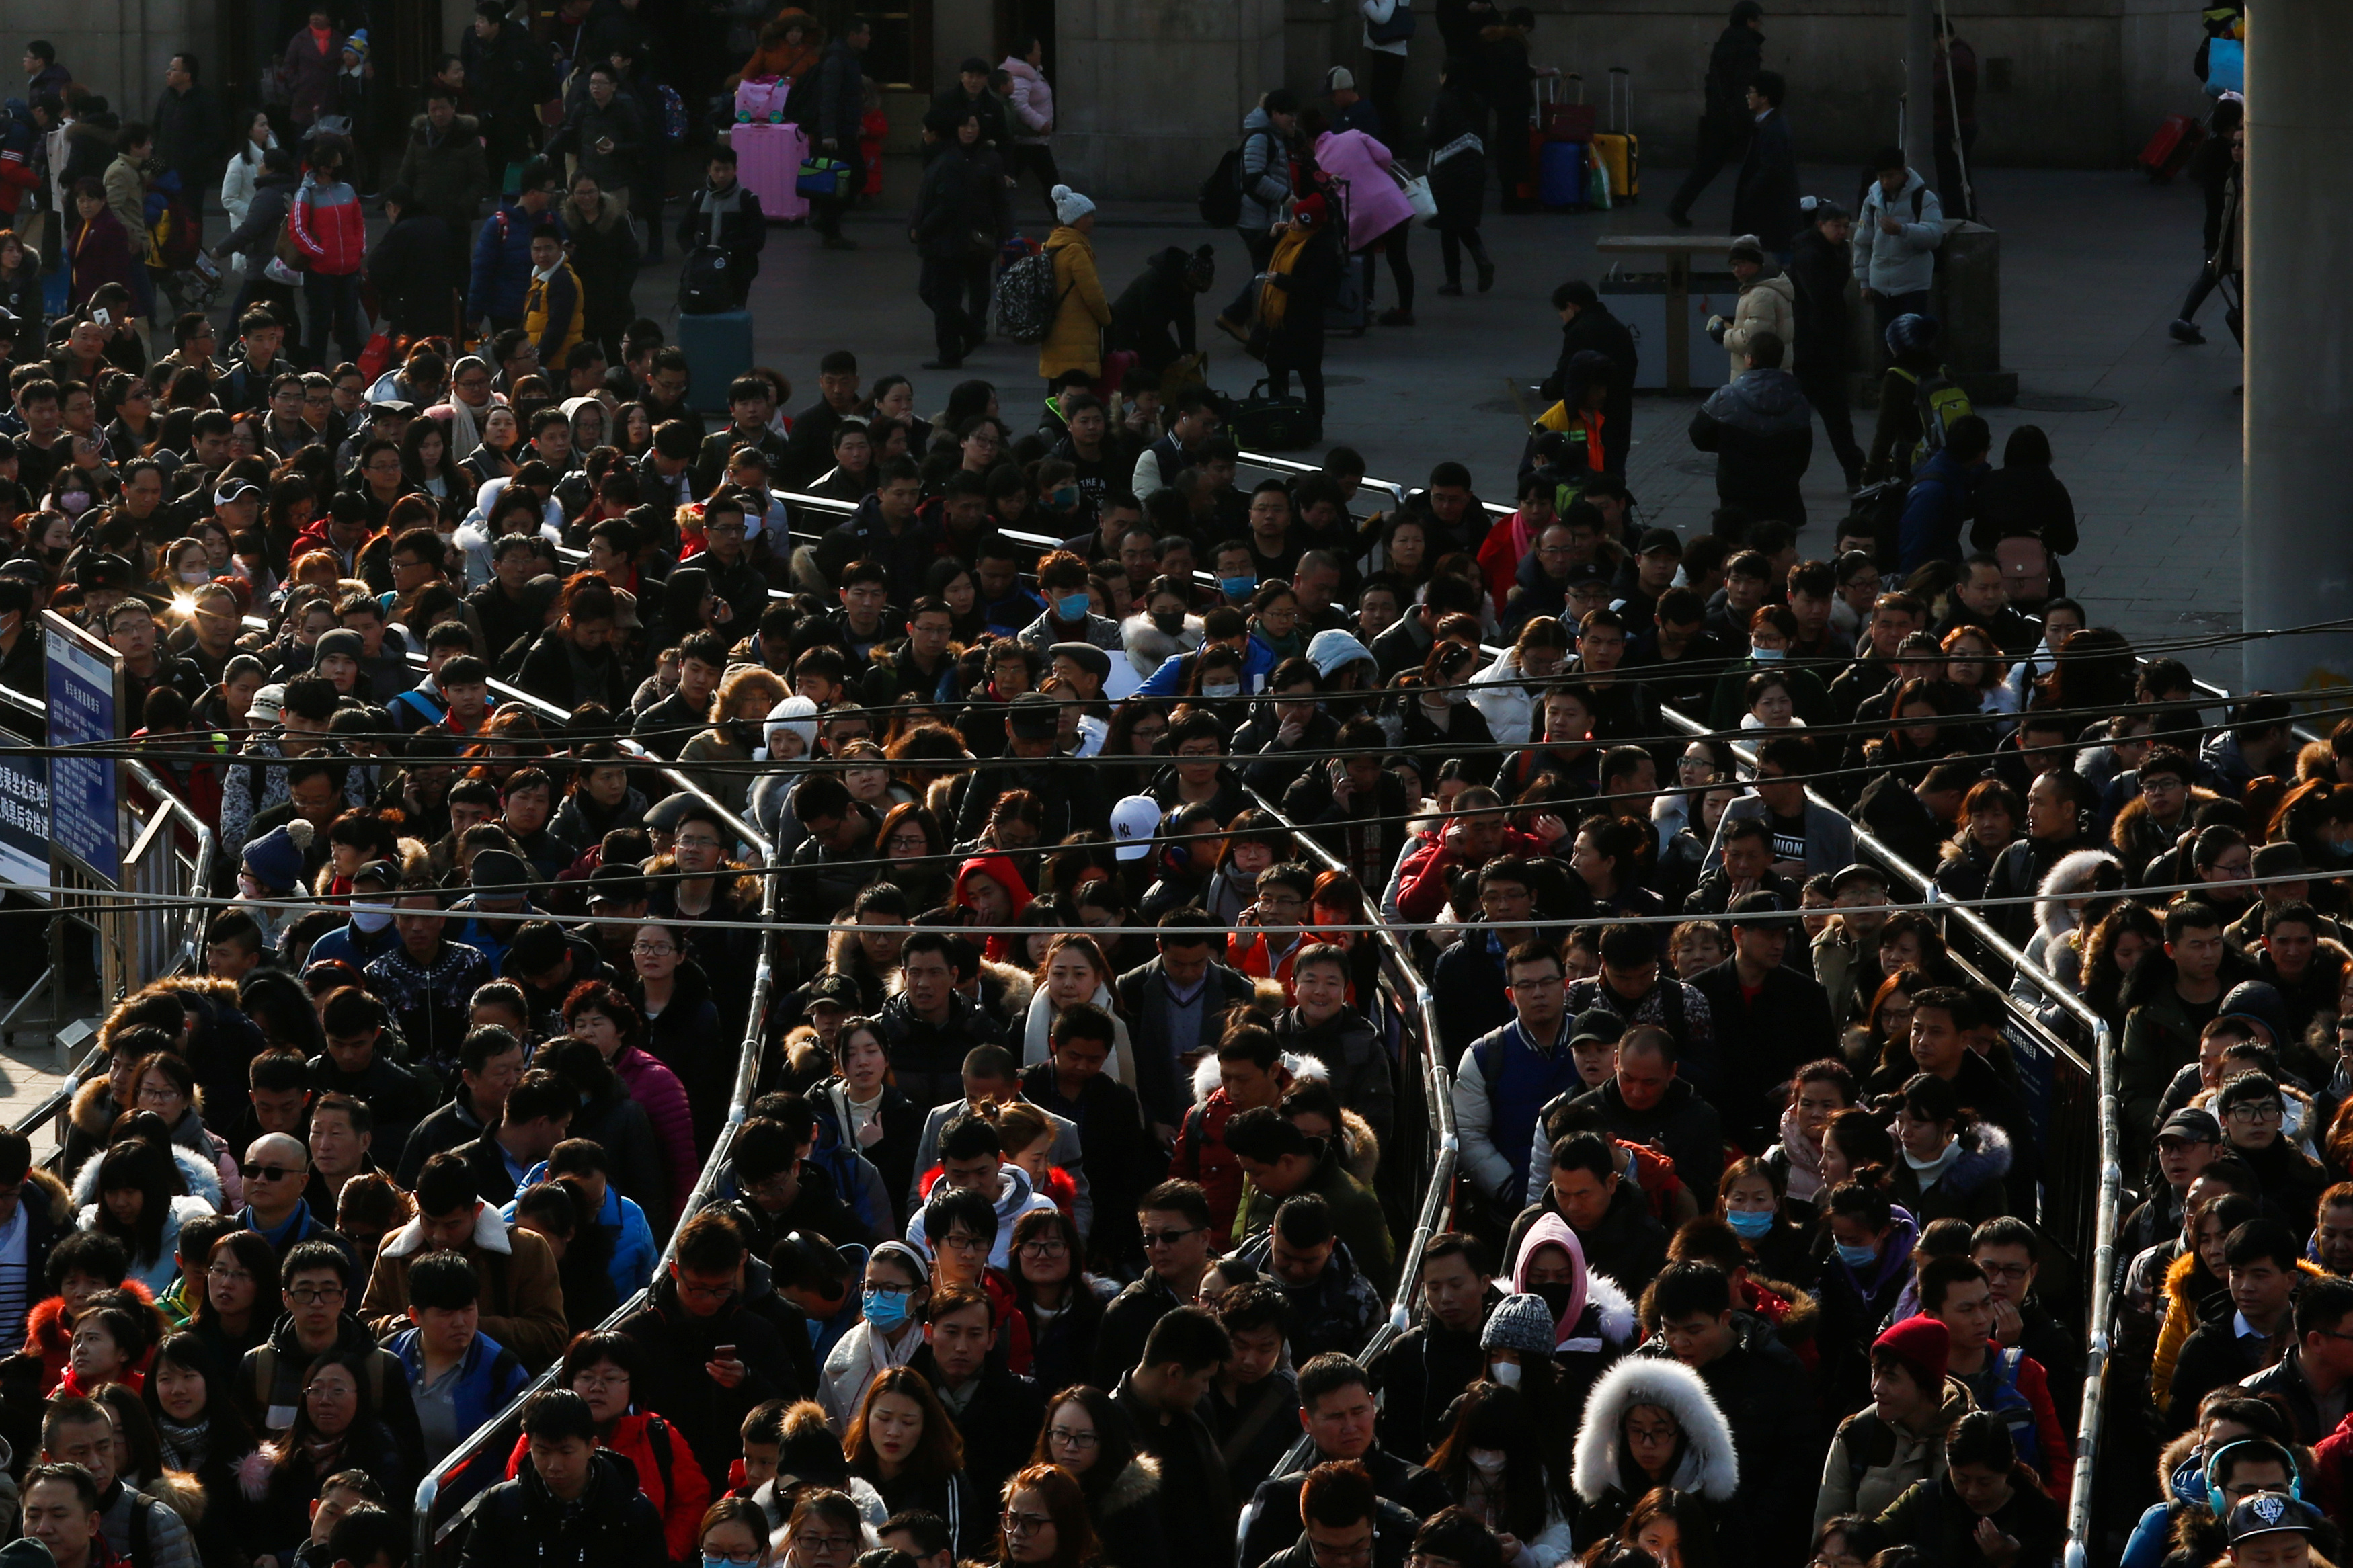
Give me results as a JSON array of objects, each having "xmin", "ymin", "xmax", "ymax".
[
  {"xmin": 982, "ymin": 958, "xmax": 1035, "ymax": 1022},
  {"xmin": 69, "ymin": 1077, "xmax": 119, "ymax": 1143},
  {"xmin": 1571, "ymin": 1356, "xmax": 1740, "ymax": 1504},
  {"xmin": 1919, "ymin": 1120, "xmax": 2015, "ymax": 1198},
  {"xmin": 143, "ymin": 1467, "xmax": 208, "ymax": 1525},
  {"xmin": 69, "ymin": 1130, "xmax": 224, "ymax": 1212},
  {"xmin": 1183, "ymin": 1049, "xmax": 1376, "ymax": 1182},
  {"xmin": 1095, "ymin": 1452, "xmax": 1160, "ymax": 1514},
  {"xmin": 1191, "ymin": 1048, "xmax": 1326, "ymax": 1107},
  {"xmin": 2112, "ymin": 788, "xmax": 2220, "ymax": 857},
  {"xmin": 2035, "ymin": 848, "xmax": 2124, "ymax": 942}
]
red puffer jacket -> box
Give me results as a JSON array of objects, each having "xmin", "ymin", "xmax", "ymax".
[{"xmin": 290, "ymin": 175, "xmax": 366, "ymax": 276}]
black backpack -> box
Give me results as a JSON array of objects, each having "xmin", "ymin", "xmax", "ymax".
[
  {"xmin": 678, "ymin": 246, "xmax": 735, "ymax": 315},
  {"xmin": 1198, "ymin": 147, "xmax": 1244, "ymax": 227}
]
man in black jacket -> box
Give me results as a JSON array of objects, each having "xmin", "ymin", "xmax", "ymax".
[
  {"xmin": 457, "ymin": 1391, "xmax": 665, "ymax": 1568},
  {"xmin": 151, "ymin": 54, "xmax": 222, "ymax": 204},
  {"xmin": 910, "ymin": 1283, "xmax": 1045, "ymax": 1505},
  {"xmin": 1690, "ymin": 892, "xmax": 1837, "ymax": 1150},
  {"xmin": 1643, "ymin": 1263, "xmax": 1817, "ymax": 1561},
  {"xmin": 368, "ymin": 188, "xmax": 458, "ymax": 338},
  {"xmin": 612, "ymin": 1212, "xmax": 795, "ymax": 1481},
  {"xmin": 806, "ymin": 21, "xmax": 870, "ymax": 249},
  {"xmin": 1689, "ymin": 327, "xmax": 1813, "ymax": 528},
  {"xmin": 1365, "ymin": 1234, "xmax": 1501, "ymax": 1458},
  {"xmin": 1238, "ymin": 1354, "xmax": 1453, "ymax": 1568},
  {"xmin": 1113, "ymin": 1308, "xmax": 1234, "ymax": 1568},
  {"xmin": 676, "ymin": 145, "xmax": 766, "ymax": 308},
  {"xmin": 461, "ymin": 1, "xmax": 553, "ymax": 174},
  {"xmin": 1543, "ymin": 282, "xmax": 1638, "ymax": 476},
  {"xmin": 1732, "ymin": 70, "xmax": 1801, "ymax": 256},
  {"xmin": 910, "ymin": 108, "xmax": 1011, "ymax": 369},
  {"xmin": 1788, "ymin": 200, "xmax": 1864, "ymax": 487},
  {"xmin": 1665, "ymin": 0, "xmax": 1766, "ymax": 227}
]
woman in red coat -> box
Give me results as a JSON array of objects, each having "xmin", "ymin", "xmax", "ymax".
[{"xmin": 67, "ymin": 179, "xmax": 142, "ymax": 313}]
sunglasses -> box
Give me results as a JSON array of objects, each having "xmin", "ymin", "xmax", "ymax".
[{"xmin": 241, "ymin": 1162, "xmax": 298, "ymax": 1182}]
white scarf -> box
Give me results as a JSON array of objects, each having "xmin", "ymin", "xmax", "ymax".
[{"xmin": 1021, "ymin": 981, "xmax": 1139, "ymax": 1087}]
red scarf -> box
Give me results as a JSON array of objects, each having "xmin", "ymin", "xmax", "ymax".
[{"xmin": 309, "ymin": 24, "xmax": 333, "ymax": 53}]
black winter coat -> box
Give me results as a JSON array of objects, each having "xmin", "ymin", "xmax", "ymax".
[
  {"xmin": 1788, "ymin": 224, "xmax": 1853, "ymax": 370},
  {"xmin": 456, "ymin": 1450, "xmax": 666, "ymax": 1568},
  {"xmin": 1734, "ymin": 109, "xmax": 1802, "ymax": 253},
  {"xmin": 1689, "ymin": 366, "xmax": 1814, "ymax": 526},
  {"xmin": 1423, "ymin": 83, "xmax": 1486, "ymax": 228},
  {"xmin": 1109, "ymin": 245, "xmax": 1203, "ymax": 372},
  {"xmin": 910, "ymin": 141, "xmax": 1011, "ymax": 260},
  {"xmin": 366, "ymin": 213, "xmax": 459, "ymax": 335}
]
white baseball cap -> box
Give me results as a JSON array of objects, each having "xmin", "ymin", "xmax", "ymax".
[{"xmin": 1110, "ymin": 795, "xmax": 1162, "ymax": 861}]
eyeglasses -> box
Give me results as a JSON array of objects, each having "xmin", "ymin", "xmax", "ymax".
[
  {"xmin": 794, "ymin": 1536, "xmax": 856, "ymax": 1555},
  {"xmin": 2227, "ymin": 1102, "xmax": 2286, "ymax": 1123},
  {"xmin": 241, "ymin": 1162, "xmax": 298, "ymax": 1182},
  {"xmin": 206, "ymin": 1265, "xmax": 253, "ymax": 1284},
  {"xmin": 303, "ymin": 1380, "xmax": 354, "ymax": 1397},
  {"xmin": 573, "ymin": 1370, "xmax": 629, "ymax": 1391},
  {"xmin": 1000, "ymin": 1513, "xmax": 1053, "ymax": 1537},
  {"xmin": 1308, "ymin": 1537, "xmax": 1374, "ymax": 1565},
  {"xmin": 631, "ymin": 942, "xmax": 675, "ymax": 956},
  {"xmin": 287, "ymin": 1284, "xmax": 346, "ymax": 1304},
  {"xmin": 1142, "ymin": 1227, "xmax": 1199, "ymax": 1248},
  {"xmin": 1976, "ymin": 1262, "xmax": 2031, "ymax": 1282},
  {"xmin": 1021, "ymin": 1237, "xmax": 1068, "ymax": 1258},
  {"xmin": 939, "ymin": 1231, "xmax": 986, "ymax": 1253},
  {"xmin": 1046, "ymin": 1426, "xmax": 1096, "ymax": 1448},
  {"xmin": 703, "ymin": 1552, "xmax": 760, "ymax": 1567},
  {"xmin": 675, "ymin": 835, "xmax": 723, "ymax": 850}
]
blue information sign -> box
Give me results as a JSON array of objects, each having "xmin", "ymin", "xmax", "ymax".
[
  {"xmin": 0, "ymin": 727, "xmax": 46, "ymax": 899},
  {"xmin": 42, "ymin": 612, "xmax": 122, "ymax": 884}
]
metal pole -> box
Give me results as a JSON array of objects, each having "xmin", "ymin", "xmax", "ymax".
[
  {"xmin": 1903, "ymin": 0, "xmax": 1936, "ymax": 182},
  {"xmin": 2243, "ymin": 0, "xmax": 2353, "ymax": 691}
]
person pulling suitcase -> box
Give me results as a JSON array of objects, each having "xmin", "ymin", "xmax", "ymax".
[{"xmin": 678, "ymin": 143, "xmax": 766, "ymax": 313}]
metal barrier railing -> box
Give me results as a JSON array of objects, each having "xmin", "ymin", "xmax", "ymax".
[
  {"xmin": 405, "ymin": 734, "xmax": 781, "ymax": 1568},
  {"xmin": 1238, "ymin": 786, "xmax": 1456, "ymax": 1475}
]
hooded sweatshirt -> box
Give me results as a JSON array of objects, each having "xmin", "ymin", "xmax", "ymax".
[
  {"xmin": 952, "ymin": 853, "xmax": 1034, "ymax": 962},
  {"xmin": 903, "ymin": 1161, "xmax": 1058, "ymax": 1268}
]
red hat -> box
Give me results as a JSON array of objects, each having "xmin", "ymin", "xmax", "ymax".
[
  {"xmin": 1872, "ymin": 1315, "xmax": 1950, "ymax": 1391},
  {"xmin": 1293, "ymin": 194, "xmax": 1328, "ymax": 229}
]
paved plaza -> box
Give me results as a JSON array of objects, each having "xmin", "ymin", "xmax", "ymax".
[{"xmin": 747, "ymin": 156, "xmax": 2247, "ymax": 685}]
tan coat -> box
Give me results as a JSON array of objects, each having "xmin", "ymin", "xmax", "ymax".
[
  {"xmin": 1037, "ymin": 223, "xmax": 1111, "ymax": 380},
  {"xmin": 360, "ymin": 1201, "xmax": 569, "ymax": 1370},
  {"xmin": 1721, "ymin": 267, "xmax": 1797, "ymax": 380}
]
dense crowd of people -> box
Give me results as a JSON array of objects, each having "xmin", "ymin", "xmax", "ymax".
[{"xmin": 0, "ymin": 7, "xmax": 2331, "ymax": 1568}]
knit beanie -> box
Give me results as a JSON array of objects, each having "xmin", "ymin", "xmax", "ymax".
[
  {"xmin": 1481, "ymin": 1292, "xmax": 1558, "ymax": 1356},
  {"xmin": 764, "ymin": 694, "xmax": 819, "ymax": 755},
  {"xmin": 1873, "ymin": 1314, "xmax": 1950, "ymax": 1391},
  {"xmin": 1051, "ymin": 183, "xmax": 1095, "ymax": 226},
  {"xmin": 1884, "ymin": 312, "xmax": 1939, "ymax": 357},
  {"xmin": 1306, "ymin": 628, "xmax": 1375, "ymax": 679},
  {"xmin": 1727, "ymin": 233, "xmax": 1765, "ymax": 265},
  {"xmin": 312, "ymin": 628, "xmax": 365, "ymax": 669},
  {"xmin": 243, "ymin": 821, "xmax": 313, "ymax": 892}
]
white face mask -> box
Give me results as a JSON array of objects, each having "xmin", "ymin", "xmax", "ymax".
[
  {"xmin": 350, "ymin": 903, "xmax": 394, "ymax": 932},
  {"xmin": 1487, "ymin": 1361, "xmax": 1522, "ymax": 1388},
  {"xmin": 1203, "ymin": 681, "xmax": 1241, "ymax": 699},
  {"xmin": 178, "ymin": 569, "xmax": 211, "ymax": 585},
  {"xmin": 237, "ymin": 873, "xmax": 265, "ymax": 901},
  {"xmin": 1468, "ymin": 1448, "xmax": 1509, "ymax": 1475}
]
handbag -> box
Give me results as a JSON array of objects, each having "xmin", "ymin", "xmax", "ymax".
[
  {"xmin": 1393, "ymin": 167, "xmax": 1437, "ymax": 221},
  {"xmin": 273, "ymin": 200, "xmax": 307, "ymax": 272},
  {"xmin": 1365, "ymin": 0, "xmax": 1415, "ymax": 44},
  {"xmin": 796, "ymin": 157, "xmax": 849, "ymax": 198}
]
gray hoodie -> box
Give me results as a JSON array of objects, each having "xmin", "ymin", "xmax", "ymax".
[{"xmin": 1853, "ymin": 167, "xmax": 1945, "ymax": 296}]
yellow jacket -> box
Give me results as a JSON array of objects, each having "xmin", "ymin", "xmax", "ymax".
[
  {"xmin": 522, "ymin": 260, "xmax": 584, "ymax": 366},
  {"xmin": 1037, "ymin": 224, "xmax": 1109, "ymax": 380}
]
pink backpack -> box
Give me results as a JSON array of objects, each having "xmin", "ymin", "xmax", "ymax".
[
  {"xmin": 734, "ymin": 75, "xmax": 788, "ymax": 124},
  {"xmin": 1995, "ymin": 534, "xmax": 2052, "ymax": 604}
]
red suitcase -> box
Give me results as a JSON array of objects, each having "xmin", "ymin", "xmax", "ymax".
[
  {"xmin": 731, "ymin": 122, "xmax": 809, "ymax": 219},
  {"xmin": 2137, "ymin": 112, "xmax": 2204, "ymax": 183},
  {"xmin": 1539, "ymin": 73, "xmax": 1596, "ymax": 142}
]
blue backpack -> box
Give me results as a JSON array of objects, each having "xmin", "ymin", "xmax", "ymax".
[{"xmin": 653, "ymin": 83, "xmax": 688, "ymax": 143}]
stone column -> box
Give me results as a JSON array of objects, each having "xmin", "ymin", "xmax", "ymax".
[
  {"xmin": 1054, "ymin": 0, "xmax": 1285, "ymax": 201},
  {"xmin": 2243, "ymin": 0, "xmax": 2353, "ymax": 691}
]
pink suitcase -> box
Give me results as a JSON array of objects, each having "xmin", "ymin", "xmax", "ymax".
[{"xmin": 730, "ymin": 122, "xmax": 807, "ymax": 220}]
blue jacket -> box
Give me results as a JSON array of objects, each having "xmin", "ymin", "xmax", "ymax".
[
  {"xmin": 2121, "ymin": 1456, "xmax": 2206, "ymax": 1568},
  {"xmin": 467, "ymin": 201, "xmax": 567, "ymax": 323},
  {"xmin": 1896, "ymin": 448, "xmax": 1987, "ymax": 575},
  {"xmin": 306, "ymin": 917, "xmax": 400, "ymax": 972},
  {"xmin": 389, "ymin": 1326, "xmax": 532, "ymax": 1442},
  {"xmin": 504, "ymin": 1162, "xmax": 660, "ymax": 1301}
]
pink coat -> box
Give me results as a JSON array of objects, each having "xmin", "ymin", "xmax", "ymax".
[
  {"xmin": 1313, "ymin": 128, "xmax": 1414, "ymax": 251},
  {"xmin": 613, "ymin": 1044, "xmax": 699, "ymax": 1227},
  {"xmin": 1000, "ymin": 56, "xmax": 1054, "ymax": 143}
]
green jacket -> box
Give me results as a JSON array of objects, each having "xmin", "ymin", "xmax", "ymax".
[{"xmin": 1240, "ymin": 1147, "xmax": 1397, "ymax": 1297}]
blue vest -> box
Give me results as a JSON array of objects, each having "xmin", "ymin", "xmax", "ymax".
[{"xmin": 1470, "ymin": 1018, "xmax": 1588, "ymax": 1206}]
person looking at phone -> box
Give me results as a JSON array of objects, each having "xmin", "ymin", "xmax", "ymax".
[{"xmin": 612, "ymin": 1210, "xmax": 795, "ymax": 1484}]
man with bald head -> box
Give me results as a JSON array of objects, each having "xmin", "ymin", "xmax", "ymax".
[{"xmin": 240, "ymin": 1132, "xmax": 356, "ymax": 1267}]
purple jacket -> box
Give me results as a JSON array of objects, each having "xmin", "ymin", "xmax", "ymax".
[
  {"xmin": 613, "ymin": 1045, "xmax": 698, "ymax": 1227},
  {"xmin": 1312, "ymin": 128, "xmax": 1414, "ymax": 251},
  {"xmin": 67, "ymin": 208, "xmax": 141, "ymax": 306}
]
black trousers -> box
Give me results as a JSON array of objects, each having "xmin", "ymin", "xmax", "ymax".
[
  {"xmin": 1365, "ymin": 52, "xmax": 1408, "ymax": 155},
  {"xmin": 811, "ymin": 142, "xmax": 865, "ymax": 237},
  {"xmin": 1798, "ymin": 363, "xmax": 1864, "ymax": 482},
  {"xmin": 918, "ymin": 254, "xmax": 992, "ymax": 359},
  {"xmin": 1667, "ymin": 118, "xmax": 1750, "ymax": 220},
  {"xmin": 1013, "ymin": 145, "xmax": 1060, "ymax": 206},
  {"xmin": 1268, "ymin": 336, "xmax": 1326, "ymax": 423}
]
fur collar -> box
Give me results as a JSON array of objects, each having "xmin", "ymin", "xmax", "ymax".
[
  {"xmin": 1190, "ymin": 1049, "xmax": 1326, "ymax": 1108},
  {"xmin": 69, "ymin": 1077, "xmax": 118, "ymax": 1141},
  {"xmin": 1571, "ymin": 1356, "xmax": 1739, "ymax": 1504},
  {"xmin": 71, "ymin": 1142, "xmax": 223, "ymax": 1212},
  {"xmin": 379, "ymin": 1201, "xmax": 512, "ymax": 1262},
  {"xmin": 1932, "ymin": 1122, "xmax": 2016, "ymax": 1196},
  {"xmin": 1096, "ymin": 1453, "xmax": 1160, "ymax": 1514},
  {"xmin": 2035, "ymin": 849, "xmax": 2124, "ymax": 941}
]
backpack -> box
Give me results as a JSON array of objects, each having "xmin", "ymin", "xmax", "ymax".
[
  {"xmin": 1995, "ymin": 533, "xmax": 2052, "ymax": 603},
  {"xmin": 679, "ymin": 244, "xmax": 735, "ymax": 314},
  {"xmin": 1850, "ymin": 476, "xmax": 1909, "ymax": 571},
  {"xmin": 1976, "ymin": 1347, "xmax": 2044, "ymax": 1472},
  {"xmin": 1197, "ymin": 146, "xmax": 1244, "ymax": 228},
  {"xmin": 994, "ymin": 248, "xmax": 1065, "ymax": 343},
  {"xmin": 1891, "ymin": 362, "xmax": 1974, "ymax": 462}
]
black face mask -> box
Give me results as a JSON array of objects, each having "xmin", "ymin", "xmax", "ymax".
[
  {"xmin": 1151, "ymin": 610, "xmax": 1186, "ymax": 635},
  {"xmin": 1529, "ymin": 1280, "xmax": 1574, "ymax": 1320}
]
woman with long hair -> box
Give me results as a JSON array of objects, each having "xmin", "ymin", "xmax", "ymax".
[
  {"xmin": 1201, "ymin": 807, "xmax": 1298, "ymax": 926},
  {"xmin": 982, "ymin": 1464, "xmax": 1096, "ymax": 1568},
  {"xmin": 253, "ymin": 1350, "xmax": 409, "ymax": 1562},
  {"xmin": 460, "ymin": 403, "xmax": 526, "ymax": 487},
  {"xmin": 1933, "ymin": 778, "xmax": 2021, "ymax": 903},
  {"xmin": 867, "ymin": 800, "xmax": 951, "ymax": 912},
  {"xmin": 844, "ymin": 1365, "xmax": 980, "ymax": 1554},
  {"xmin": 501, "ymin": 1330, "xmax": 711, "ymax": 1559},
  {"xmin": 1429, "ymin": 1380, "xmax": 1576, "ymax": 1565},
  {"xmin": 78, "ymin": 1139, "xmax": 214, "ymax": 1294},
  {"xmin": 128, "ymin": 1051, "xmax": 241, "ymax": 1208},
  {"xmin": 1886, "ymin": 1073, "xmax": 2013, "ymax": 1226},
  {"xmin": 699, "ymin": 1495, "xmax": 779, "ymax": 1568},
  {"xmin": 1570, "ymin": 1358, "xmax": 1740, "ymax": 1551},
  {"xmin": 813, "ymin": 1022, "xmax": 924, "ymax": 1232},
  {"xmin": 190, "ymin": 1229, "xmax": 279, "ymax": 1367},
  {"xmin": 679, "ymin": 665, "xmax": 789, "ymax": 815},
  {"xmin": 144, "ymin": 1331, "xmax": 262, "ymax": 1567},
  {"xmin": 2080, "ymin": 902, "xmax": 2164, "ymax": 1030},
  {"xmin": 777, "ymin": 1489, "xmax": 872, "ymax": 1568},
  {"xmin": 401, "ymin": 415, "xmax": 469, "ymax": 518},
  {"xmin": 1716, "ymin": 1155, "xmax": 1819, "ymax": 1290},
  {"xmin": 1008, "ymin": 1215, "xmax": 1103, "ymax": 1397},
  {"xmin": 1941, "ymin": 625, "xmax": 2018, "ymax": 726},
  {"xmin": 551, "ymin": 742, "xmax": 648, "ymax": 851},
  {"xmin": 1617, "ymin": 1487, "xmax": 1722, "ymax": 1568},
  {"xmin": 1020, "ymin": 934, "xmax": 1138, "ymax": 1085},
  {"xmin": 1029, "ymin": 1387, "xmax": 1157, "ymax": 1568}
]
